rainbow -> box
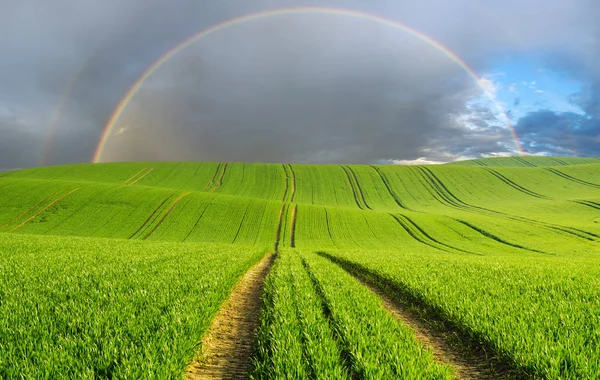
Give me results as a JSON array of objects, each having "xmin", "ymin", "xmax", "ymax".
[{"xmin": 93, "ymin": 6, "xmax": 524, "ymax": 163}]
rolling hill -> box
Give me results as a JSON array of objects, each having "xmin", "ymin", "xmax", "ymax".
[{"xmin": 1, "ymin": 157, "xmax": 599, "ymax": 379}]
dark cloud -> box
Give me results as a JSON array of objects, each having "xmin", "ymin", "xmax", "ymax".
[{"xmin": 0, "ymin": 0, "xmax": 599, "ymax": 168}]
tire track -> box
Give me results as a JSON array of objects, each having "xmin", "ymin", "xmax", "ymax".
[
  {"xmin": 342, "ymin": 166, "xmax": 365, "ymax": 209},
  {"xmin": 346, "ymin": 166, "xmax": 372, "ymax": 210},
  {"xmin": 514, "ymin": 157, "xmax": 536, "ymax": 167},
  {"xmin": 390, "ymin": 213, "xmax": 481, "ymax": 255},
  {"xmin": 454, "ymin": 219, "xmax": 546, "ymax": 254},
  {"xmin": 300, "ymin": 258, "xmax": 360, "ymax": 379},
  {"xmin": 288, "ymin": 259, "xmax": 352, "ymax": 379},
  {"xmin": 182, "ymin": 195, "xmax": 217, "ymax": 242},
  {"xmin": 273, "ymin": 203, "xmax": 287, "ymax": 253},
  {"xmin": 573, "ymin": 200, "xmax": 600, "ymax": 211},
  {"xmin": 210, "ymin": 163, "xmax": 228, "ymax": 193},
  {"xmin": 323, "ymin": 208, "xmax": 337, "ymax": 248},
  {"xmin": 123, "ymin": 167, "xmax": 147, "ymax": 184},
  {"xmin": 128, "ymin": 195, "xmax": 174, "ymax": 239},
  {"xmin": 142, "ymin": 192, "xmax": 191, "ymax": 240},
  {"xmin": 415, "ymin": 167, "xmax": 599, "ymax": 242},
  {"xmin": 369, "ymin": 165, "xmax": 409, "ymax": 209},
  {"xmin": 129, "ymin": 167, "xmax": 155, "ymax": 185},
  {"xmin": 483, "ymin": 168, "xmax": 548, "ymax": 199},
  {"xmin": 290, "ymin": 204, "xmax": 298, "ymax": 248},
  {"xmin": 203, "ymin": 163, "xmax": 222, "ymax": 192},
  {"xmin": 281, "ymin": 164, "xmax": 290, "ymax": 202},
  {"xmin": 549, "ymin": 158, "xmax": 569, "ymax": 166},
  {"xmin": 318, "ymin": 252, "xmax": 525, "ymax": 380},
  {"xmin": 289, "ymin": 164, "xmax": 297, "ymax": 203},
  {"xmin": 231, "ymin": 200, "xmax": 254, "ymax": 245},
  {"xmin": 415, "ymin": 167, "xmax": 470, "ymax": 209},
  {"xmin": 0, "ymin": 190, "xmax": 61, "ymax": 229},
  {"xmin": 545, "ymin": 168, "xmax": 600, "ymax": 189},
  {"xmin": 186, "ymin": 253, "xmax": 276, "ymax": 380},
  {"xmin": 8, "ymin": 188, "xmax": 81, "ymax": 232}
]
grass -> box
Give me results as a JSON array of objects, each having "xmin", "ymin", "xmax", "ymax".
[
  {"xmin": 252, "ymin": 249, "xmax": 452, "ymax": 379},
  {"xmin": 0, "ymin": 233, "xmax": 267, "ymax": 378},
  {"xmin": 320, "ymin": 248, "xmax": 600, "ymax": 378},
  {"xmin": 1, "ymin": 156, "xmax": 599, "ymax": 378}
]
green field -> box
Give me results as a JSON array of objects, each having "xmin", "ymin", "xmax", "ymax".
[{"xmin": 1, "ymin": 157, "xmax": 599, "ymax": 378}]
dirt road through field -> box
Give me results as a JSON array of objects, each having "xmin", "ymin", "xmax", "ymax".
[{"xmin": 186, "ymin": 253, "xmax": 275, "ymax": 380}]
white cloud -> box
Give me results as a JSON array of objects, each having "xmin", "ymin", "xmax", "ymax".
[
  {"xmin": 479, "ymin": 78, "xmax": 501, "ymax": 97},
  {"xmin": 116, "ymin": 125, "xmax": 129, "ymax": 135},
  {"xmin": 392, "ymin": 157, "xmax": 446, "ymax": 165}
]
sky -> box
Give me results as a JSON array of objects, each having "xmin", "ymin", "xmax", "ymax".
[{"xmin": 0, "ymin": 0, "xmax": 599, "ymax": 168}]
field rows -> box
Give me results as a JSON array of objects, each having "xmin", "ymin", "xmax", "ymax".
[{"xmin": 1, "ymin": 157, "xmax": 600, "ymax": 378}]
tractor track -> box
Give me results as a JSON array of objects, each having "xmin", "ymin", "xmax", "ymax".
[
  {"xmin": 289, "ymin": 204, "xmax": 298, "ymax": 248},
  {"xmin": 8, "ymin": 188, "xmax": 81, "ymax": 232},
  {"xmin": 319, "ymin": 252, "xmax": 525, "ymax": 380},
  {"xmin": 123, "ymin": 167, "xmax": 147, "ymax": 184},
  {"xmin": 186, "ymin": 253, "xmax": 276, "ymax": 380},
  {"xmin": 128, "ymin": 195, "xmax": 174, "ymax": 239},
  {"xmin": 545, "ymin": 168, "xmax": 600, "ymax": 189},
  {"xmin": 0, "ymin": 190, "xmax": 61, "ymax": 229},
  {"xmin": 369, "ymin": 165, "xmax": 409, "ymax": 209},
  {"xmin": 211, "ymin": 163, "xmax": 228, "ymax": 193},
  {"xmin": 142, "ymin": 192, "xmax": 191, "ymax": 240},
  {"xmin": 129, "ymin": 167, "xmax": 155, "ymax": 185},
  {"xmin": 483, "ymin": 168, "xmax": 548, "ymax": 199}
]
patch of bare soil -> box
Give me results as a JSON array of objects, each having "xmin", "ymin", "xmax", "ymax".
[{"xmin": 186, "ymin": 253, "xmax": 275, "ymax": 380}]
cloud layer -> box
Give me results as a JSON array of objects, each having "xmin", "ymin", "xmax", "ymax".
[{"xmin": 0, "ymin": 0, "xmax": 598, "ymax": 168}]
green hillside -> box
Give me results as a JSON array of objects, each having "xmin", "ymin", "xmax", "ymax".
[
  {"xmin": 447, "ymin": 155, "xmax": 600, "ymax": 167},
  {"xmin": 1, "ymin": 156, "xmax": 599, "ymax": 378}
]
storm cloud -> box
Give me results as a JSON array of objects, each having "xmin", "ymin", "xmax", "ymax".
[{"xmin": 1, "ymin": 0, "xmax": 599, "ymax": 167}]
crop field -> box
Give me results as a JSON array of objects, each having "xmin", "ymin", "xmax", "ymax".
[{"xmin": 1, "ymin": 156, "xmax": 600, "ymax": 378}]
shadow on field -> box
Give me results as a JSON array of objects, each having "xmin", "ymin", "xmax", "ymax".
[{"xmin": 317, "ymin": 251, "xmax": 534, "ymax": 380}]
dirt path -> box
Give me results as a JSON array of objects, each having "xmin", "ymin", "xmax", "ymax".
[
  {"xmin": 353, "ymin": 275, "xmax": 493, "ymax": 379},
  {"xmin": 186, "ymin": 253, "xmax": 275, "ymax": 380}
]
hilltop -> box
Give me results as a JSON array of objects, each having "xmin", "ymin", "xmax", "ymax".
[{"xmin": 1, "ymin": 156, "xmax": 599, "ymax": 378}]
